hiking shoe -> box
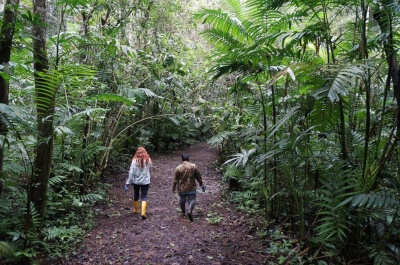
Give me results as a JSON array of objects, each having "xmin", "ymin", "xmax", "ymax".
[{"xmin": 187, "ymin": 213, "xmax": 193, "ymax": 222}]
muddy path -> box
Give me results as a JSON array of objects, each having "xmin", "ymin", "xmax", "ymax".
[{"xmin": 60, "ymin": 142, "xmax": 267, "ymax": 265}]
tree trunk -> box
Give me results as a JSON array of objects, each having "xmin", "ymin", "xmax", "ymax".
[
  {"xmin": 28, "ymin": 0, "xmax": 53, "ymax": 228},
  {"xmin": 372, "ymin": 5, "xmax": 400, "ymax": 177},
  {"xmin": 0, "ymin": 0, "xmax": 19, "ymax": 171},
  {"xmin": 97, "ymin": 104, "xmax": 125, "ymax": 178}
]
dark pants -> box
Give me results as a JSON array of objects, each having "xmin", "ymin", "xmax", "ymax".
[
  {"xmin": 179, "ymin": 192, "xmax": 196, "ymax": 214},
  {"xmin": 133, "ymin": 184, "xmax": 149, "ymax": 201}
]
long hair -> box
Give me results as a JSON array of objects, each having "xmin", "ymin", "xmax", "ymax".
[{"xmin": 132, "ymin": 147, "xmax": 151, "ymax": 168}]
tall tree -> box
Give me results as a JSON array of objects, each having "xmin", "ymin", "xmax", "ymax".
[
  {"xmin": 371, "ymin": 0, "xmax": 400, "ymax": 173},
  {"xmin": 28, "ymin": 0, "xmax": 54, "ymax": 228},
  {"xmin": 0, "ymin": 0, "xmax": 19, "ymax": 174}
]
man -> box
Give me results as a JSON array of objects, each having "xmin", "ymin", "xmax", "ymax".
[{"xmin": 173, "ymin": 154, "xmax": 204, "ymax": 222}]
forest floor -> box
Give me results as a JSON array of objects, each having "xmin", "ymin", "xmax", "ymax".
[{"xmin": 58, "ymin": 142, "xmax": 269, "ymax": 265}]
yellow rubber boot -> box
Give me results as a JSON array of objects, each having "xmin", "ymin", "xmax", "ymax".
[
  {"xmin": 141, "ymin": 201, "xmax": 147, "ymax": 220},
  {"xmin": 133, "ymin": 201, "xmax": 139, "ymax": 214}
]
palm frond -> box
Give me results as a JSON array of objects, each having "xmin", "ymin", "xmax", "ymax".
[
  {"xmin": 195, "ymin": 8, "xmax": 251, "ymax": 45},
  {"xmin": 267, "ymin": 106, "xmax": 301, "ymax": 138},
  {"xmin": 322, "ymin": 64, "xmax": 366, "ymax": 102},
  {"xmin": 339, "ymin": 191, "xmax": 400, "ymax": 209},
  {"xmin": 36, "ymin": 65, "xmax": 96, "ymax": 116},
  {"xmin": 201, "ymin": 28, "xmax": 245, "ymax": 49},
  {"xmin": 35, "ymin": 70, "xmax": 62, "ymax": 116},
  {"xmin": 54, "ymin": 125, "xmax": 74, "ymax": 137},
  {"xmin": 256, "ymin": 141, "xmax": 288, "ymax": 162},
  {"xmin": 223, "ymin": 147, "xmax": 256, "ymax": 167},
  {"xmin": 247, "ymin": 0, "xmax": 289, "ymax": 11}
]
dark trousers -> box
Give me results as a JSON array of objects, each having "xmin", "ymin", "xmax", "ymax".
[
  {"xmin": 178, "ymin": 192, "xmax": 196, "ymax": 214},
  {"xmin": 133, "ymin": 184, "xmax": 149, "ymax": 201}
]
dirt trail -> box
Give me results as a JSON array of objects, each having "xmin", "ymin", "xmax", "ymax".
[{"xmin": 61, "ymin": 142, "xmax": 267, "ymax": 265}]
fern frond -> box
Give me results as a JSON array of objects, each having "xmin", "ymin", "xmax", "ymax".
[
  {"xmin": 77, "ymin": 193, "xmax": 103, "ymax": 203},
  {"xmin": 57, "ymin": 163, "xmax": 83, "ymax": 173},
  {"xmin": 350, "ymin": 131, "xmax": 364, "ymax": 146},
  {"xmin": 70, "ymin": 193, "xmax": 103, "ymax": 207},
  {"xmin": 0, "ymin": 241, "xmax": 14, "ymax": 259},
  {"xmin": 48, "ymin": 176, "xmax": 67, "ymax": 187},
  {"xmin": 207, "ymin": 130, "xmax": 238, "ymax": 148},
  {"xmin": 43, "ymin": 227, "xmax": 66, "ymax": 241},
  {"xmin": 224, "ymin": 163, "xmax": 244, "ymax": 179},
  {"xmin": 43, "ymin": 226, "xmax": 82, "ymax": 241},
  {"xmin": 314, "ymin": 164, "xmax": 358, "ymax": 243},
  {"xmin": 27, "ymin": 202, "xmax": 41, "ymax": 228},
  {"xmin": 0, "ymin": 198, "xmax": 11, "ymax": 213},
  {"xmin": 80, "ymin": 144, "xmax": 110, "ymax": 164}
]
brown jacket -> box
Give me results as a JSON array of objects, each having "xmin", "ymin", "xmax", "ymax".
[{"xmin": 173, "ymin": 161, "xmax": 202, "ymax": 193}]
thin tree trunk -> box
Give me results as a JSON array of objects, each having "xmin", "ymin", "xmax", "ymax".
[
  {"xmin": 372, "ymin": 5, "xmax": 400, "ymax": 177},
  {"xmin": 270, "ymin": 82, "xmax": 277, "ymax": 219},
  {"xmin": 338, "ymin": 97, "xmax": 347, "ymax": 160},
  {"xmin": 0, "ymin": 0, "xmax": 19, "ymax": 172},
  {"xmin": 257, "ymin": 81, "xmax": 268, "ymax": 218},
  {"xmin": 360, "ymin": 1, "xmax": 371, "ymax": 181},
  {"xmin": 28, "ymin": 0, "xmax": 53, "ymax": 228},
  {"xmin": 97, "ymin": 104, "xmax": 125, "ymax": 178}
]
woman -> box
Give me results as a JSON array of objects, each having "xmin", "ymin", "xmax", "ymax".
[{"xmin": 125, "ymin": 147, "xmax": 152, "ymax": 219}]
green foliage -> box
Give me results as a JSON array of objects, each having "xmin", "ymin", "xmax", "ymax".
[
  {"xmin": 197, "ymin": 0, "xmax": 400, "ymax": 264},
  {"xmin": 0, "ymin": 0, "xmax": 215, "ymax": 263},
  {"xmin": 344, "ymin": 191, "xmax": 399, "ymax": 209},
  {"xmin": 313, "ymin": 164, "xmax": 357, "ymax": 244},
  {"xmin": 0, "ymin": 241, "xmax": 14, "ymax": 259},
  {"xmin": 2, "ymin": 0, "xmax": 400, "ymax": 263},
  {"xmin": 43, "ymin": 226, "xmax": 82, "ymax": 242},
  {"xmin": 207, "ymin": 130, "xmax": 238, "ymax": 149},
  {"xmin": 224, "ymin": 147, "xmax": 256, "ymax": 167}
]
